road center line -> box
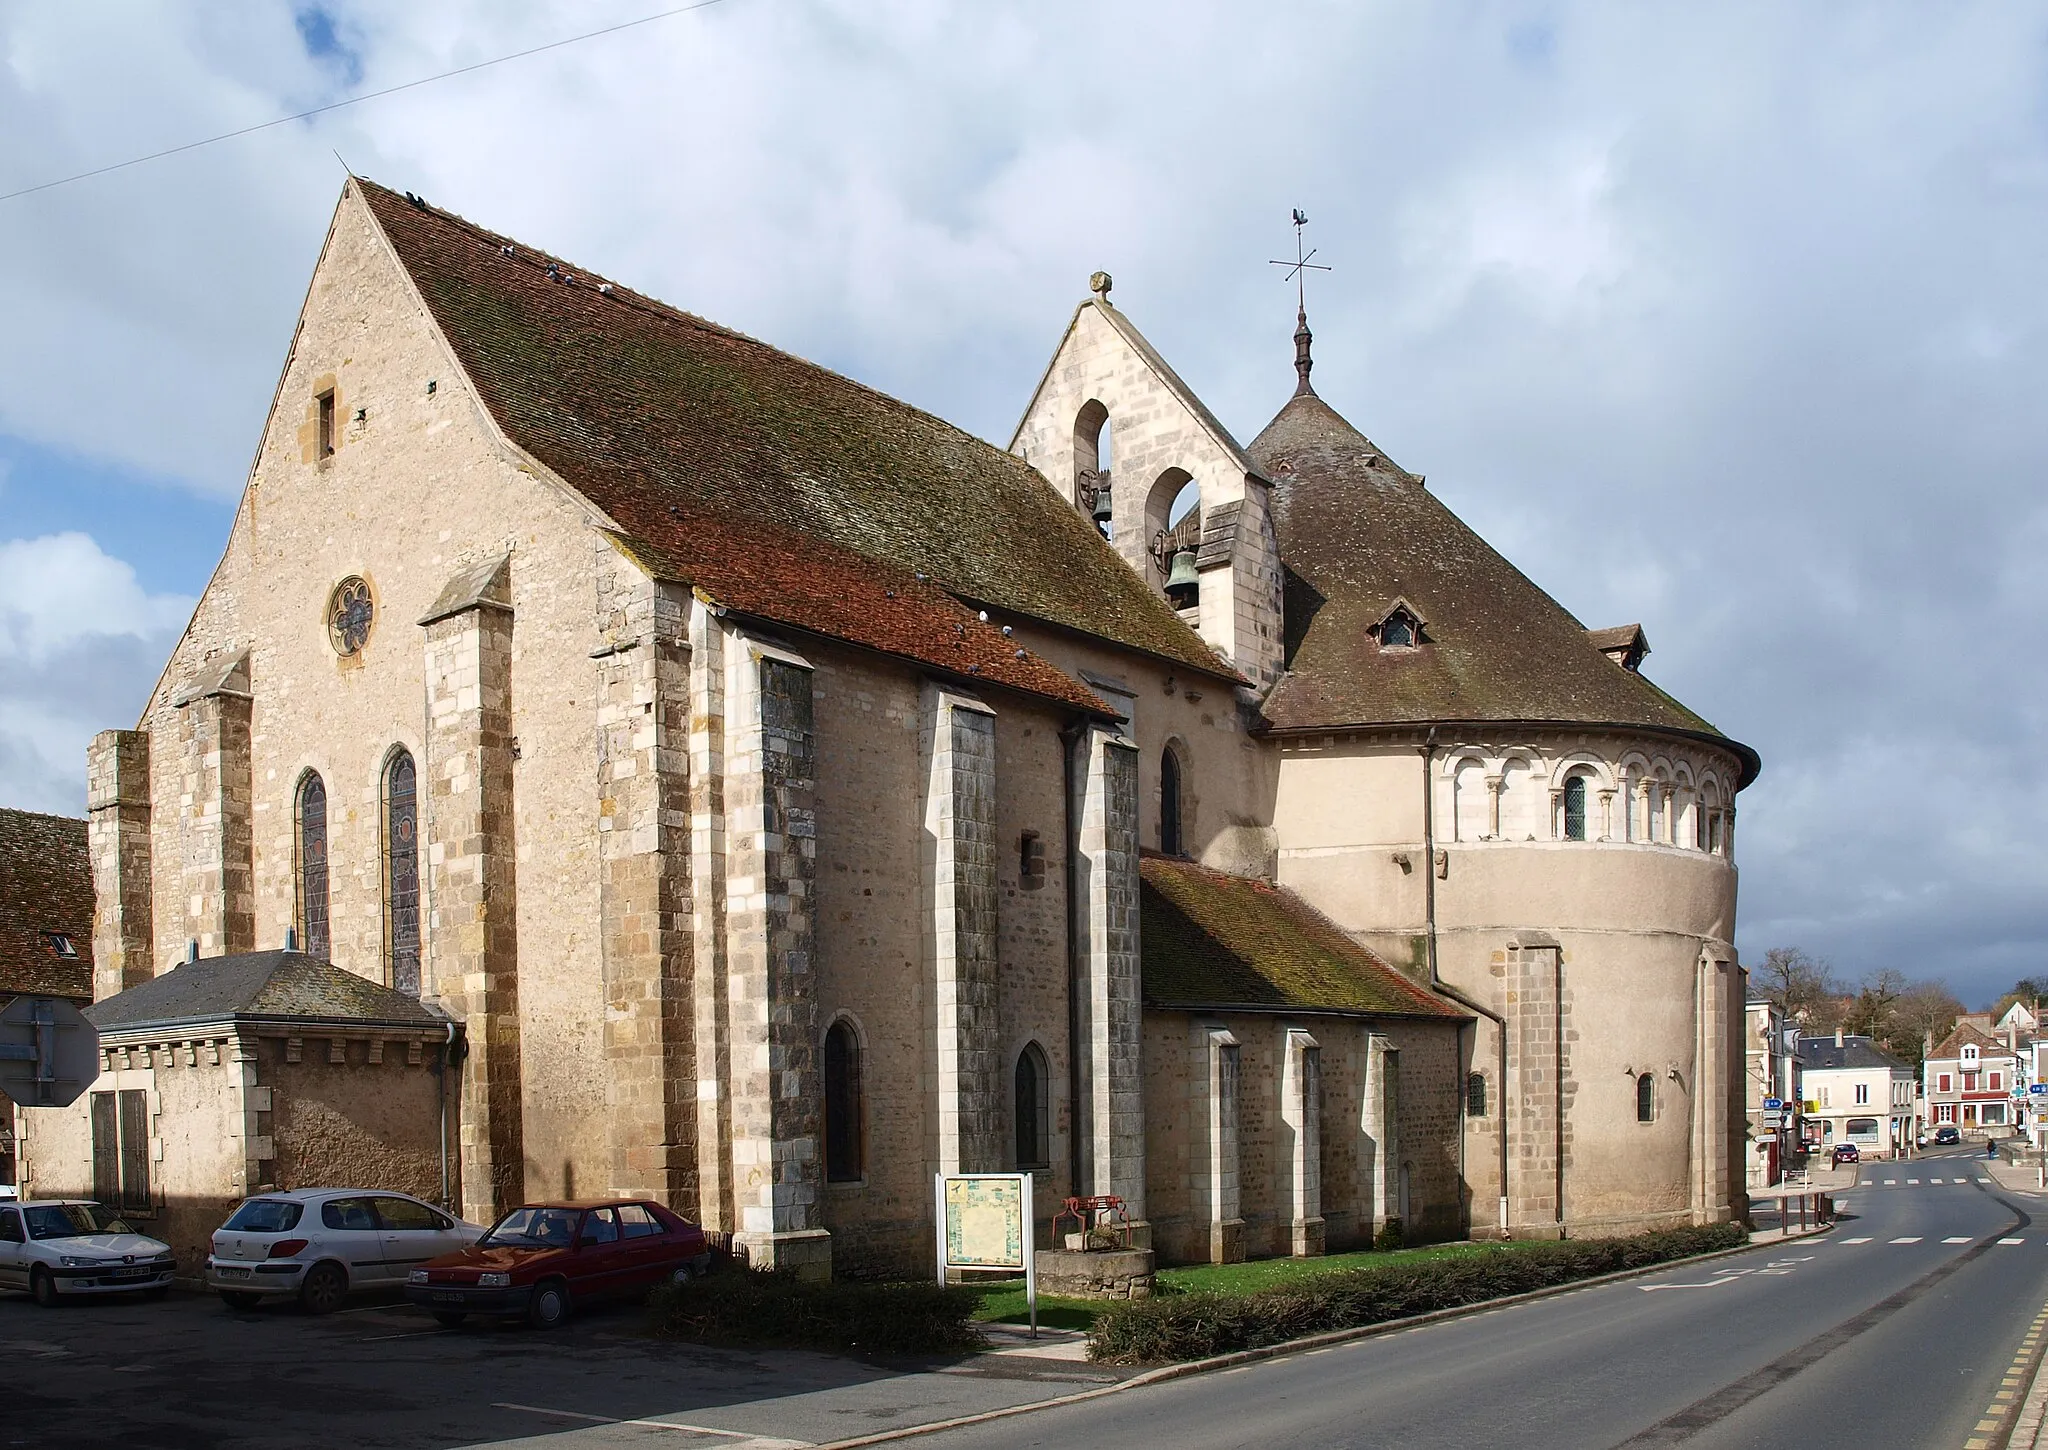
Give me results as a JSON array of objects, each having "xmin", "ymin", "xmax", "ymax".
[{"xmin": 1603, "ymin": 1198, "xmax": 2030, "ymax": 1448}]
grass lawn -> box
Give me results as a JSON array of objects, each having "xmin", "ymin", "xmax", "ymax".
[{"xmin": 964, "ymin": 1239, "xmax": 1557, "ymax": 1329}]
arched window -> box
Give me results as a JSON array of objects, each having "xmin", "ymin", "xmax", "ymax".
[
  {"xmin": 384, "ymin": 750, "xmax": 421, "ymax": 997},
  {"xmin": 1015, "ymin": 1043, "xmax": 1051, "ymax": 1169},
  {"xmin": 1160, "ymin": 746, "xmax": 1186, "ymax": 856},
  {"xmin": 1073, "ymin": 401, "xmax": 1112, "ymax": 540},
  {"xmin": 296, "ymin": 771, "xmax": 330, "ymax": 960},
  {"xmin": 823, "ymin": 1019, "xmax": 864, "ymax": 1183},
  {"xmin": 1636, "ymin": 1072, "xmax": 1656, "ymax": 1123},
  {"xmin": 1452, "ymin": 758, "xmax": 1488, "ymax": 842},
  {"xmin": 1562, "ymin": 775, "xmax": 1588, "ymax": 842},
  {"xmin": 1466, "ymin": 1072, "xmax": 1488, "ymax": 1118}
]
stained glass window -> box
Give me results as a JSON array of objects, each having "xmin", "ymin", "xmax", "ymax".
[
  {"xmin": 386, "ymin": 750, "xmax": 420, "ymax": 997},
  {"xmin": 297, "ymin": 772, "xmax": 330, "ymax": 960},
  {"xmin": 327, "ymin": 576, "xmax": 374, "ymax": 656}
]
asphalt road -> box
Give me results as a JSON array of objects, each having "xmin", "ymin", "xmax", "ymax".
[
  {"xmin": 8, "ymin": 1150, "xmax": 2042, "ymax": 1449},
  {"xmin": 913, "ymin": 1149, "xmax": 2048, "ymax": 1450}
]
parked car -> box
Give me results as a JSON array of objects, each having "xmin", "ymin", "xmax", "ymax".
[
  {"xmin": 0, "ymin": 1200, "xmax": 174, "ymax": 1306},
  {"xmin": 1831, "ymin": 1143, "xmax": 1861, "ymax": 1166},
  {"xmin": 1933, "ymin": 1125, "xmax": 1962, "ymax": 1146},
  {"xmin": 405, "ymin": 1199, "xmax": 712, "ymax": 1329},
  {"xmin": 207, "ymin": 1188, "xmax": 485, "ymax": 1314}
]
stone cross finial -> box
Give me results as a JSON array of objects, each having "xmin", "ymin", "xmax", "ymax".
[{"xmin": 1089, "ymin": 271, "xmax": 1113, "ymax": 299}]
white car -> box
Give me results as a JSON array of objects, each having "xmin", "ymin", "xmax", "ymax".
[
  {"xmin": 0, "ymin": 1200, "xmax": 175, "ymax": 1306},
  {"xmin": 207, "ymin": 1188, "xmax": 484, "ymax": 1314}
]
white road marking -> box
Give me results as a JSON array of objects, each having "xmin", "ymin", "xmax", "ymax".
[
  {"xmin": 1955, "ymin": 1178, "xmax": 1971, "ymax": 1184},
  {"xmin": 2001, "ymin": 1238, "xmax": 2027, "ymax": 1246},
  {"xmin": 1840, "ymin": 1237, "xmax": 1873, "ymax": 1244},
  {"xmin": 1981, "ymin": 1178, "xmax": 1996, "ymax": 1184},
  {"xmin": 1892, "ymin": 1236, "xmax": 1924, "ymax": 1244},
  {"xmin": 1909, "ymin": 1179, "xmax": 1922, "ymax": 1184},
  {"xmin": 1884, "ymin": 1179, "xmax": 1898, "ymax": 1185},
  {"xmin": 494, "ymin": 1404, "xmax": 811, "ymax": 1447},
  {"xmin": 1944, "ymin": 1237, "xmax": 1973, "ymax": 1244}
]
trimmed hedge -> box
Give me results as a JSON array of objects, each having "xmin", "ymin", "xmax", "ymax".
[
  {"xmin": 647, "ymin": 1268, "xmax": 987, "ymax": 1357},
  {"xmin": 1089, "ymin": 1223, "xmax": 1746, "ymax": 1364}
]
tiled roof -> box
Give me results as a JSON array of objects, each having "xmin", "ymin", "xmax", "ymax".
[
  {"xmin": 1794, "ymin": 1035, "xmax": 1910, "ymax": 1073},
  {"xmin": 87, "ymin": 950, "xmax": 447, "ymax": 1034},
  {"xmin": 1139, "ymin": 855, "xmax": 1465, "ymax": 1018},
  {"xmin": 0, "ymin": 808, "xmax": 93, "ymax": 1001},
  {"xmin": 1247, "ymin": 388, "xmax": 1760, "ymax": 785},
  {"xmin": 355, "ymin": 182, "xmax": 1234, "ymax": 710},
  {"xmin": 1929, "ymin": 1022, "xmax": 2016, "ymax": 1061}
]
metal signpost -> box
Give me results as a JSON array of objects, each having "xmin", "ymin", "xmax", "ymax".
[
  {"xmin": 0, "ymin": 996, "xmax": 99, "ymax": 1108},
  {"xmin": 935, "ymin": 1172, "xmax": 1036, "ymax": 1338}
]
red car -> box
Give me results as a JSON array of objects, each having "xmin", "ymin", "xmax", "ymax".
[{"xmin": 405, "ymin": 1199, "xmax": 711, "ymax": 1328}]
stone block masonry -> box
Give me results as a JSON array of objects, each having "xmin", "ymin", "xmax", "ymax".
[
  {"xmin": 421, "ymin": 566, "xmax": 523, "ymax": 1223},
  {"xmin": 170, "ymin": 654, "xmax": 255, "ymax": 962},
  {"xmin": 88, "ymin": 729, "xmax": 155, "ymax": 998},
  {"xmin": 1074, "ymin": 725, "xmax": 1146, "ymax": 1225},
  {"xmin": 595, "ymin": 558, "xmax": 697, "ymax": 1205},
  {"xmin": 721, "ymin": 633, "xmax": 830, "ymax": 1278},
  {"xmin": 920, "ymin": 684, "xmax": 1004, "ymax": 1178}
]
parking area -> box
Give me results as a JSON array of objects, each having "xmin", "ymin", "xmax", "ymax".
[{"xmin": 0, "ymin": 1285, "xmax": 1115, "ymax": 1449}]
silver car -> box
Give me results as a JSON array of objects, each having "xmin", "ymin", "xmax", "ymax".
[
  {"xmin": 207, "ymin": 1188, "xmax": 484, "ymax": 1313},
  {"xmin": 0, "ymin": 1200, "xmax": 175, "ymax": 1306}
]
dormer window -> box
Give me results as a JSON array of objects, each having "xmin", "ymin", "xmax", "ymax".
[
  {"xmin": 1373, "ymin": 602, "xmax": 1425, "ymax": 651},
  {"xmin": 1963, "ymin": 1044, "xmax": 1980, "ymax": 1062}
]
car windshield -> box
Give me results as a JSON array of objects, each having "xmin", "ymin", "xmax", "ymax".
[
  {"xmin": 482, "ymin": 1207, "xmax": 581, "ymax": 1248},
  {"xmin": 223, "ymin": 1199, "xmax": 305, "ymax": 1233},
  {"xmin": 24, "ymin": 1204, "xmax": 136, "ymax": 1240}
]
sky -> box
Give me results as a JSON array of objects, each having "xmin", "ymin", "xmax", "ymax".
[{"xmin": 2, "ymin": 3, "xmax": 2044, "ymax": 1007}]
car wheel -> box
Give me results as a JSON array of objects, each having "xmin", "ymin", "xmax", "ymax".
[
  {"xmin": 219, "ymin": 1291, "xmax": 263, "ymax": 1311},
  {"xmin": 527, "ymin": 1278, "xmax": 570, "ymax": 1330},
  {"xmin": 432, "ymin": 1311, "xmax": 468, "ymax": 1329},
  {"xmin": 669, "ymin": 1263, "xmax": 694, "ymax": 1287},
  {"xmin": 298, "ymin": 1263, "xmax": 348, "ymax": 1316},
  {"xmin": 29, "ymin": 1266, "xmax": 59, "ymax": 1308}
]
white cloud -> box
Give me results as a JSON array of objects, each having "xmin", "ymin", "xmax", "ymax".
[
  {"xmin": 4, "ymin": 3, "xmax": 2048, "ymax": 1003},
  {"xmin": 0, "ymin": 533, "xmax": 192, "ymax": 812}
]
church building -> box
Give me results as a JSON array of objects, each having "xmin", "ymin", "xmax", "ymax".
[{"xmin": 21, "ymin": 180, "xmax": 1756, "ymax": 1278}]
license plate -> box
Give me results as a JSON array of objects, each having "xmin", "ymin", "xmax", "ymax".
[
  {"xmin": 431, "ymin": 1291, "xmax": 466, "ymax": 1303},
  {"xmin": 216, "ymin": 1266, "xmax": 252, "ymax": 1279},
  {"xmin": 114, "ymin": 1267, "xmax": 150, "ymax": 1279}
]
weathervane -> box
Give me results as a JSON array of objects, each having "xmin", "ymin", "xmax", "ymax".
[
  {"xmin": 1269, "ymin": 208, "xmax": 1331, "ymax": 395},
  {"xmin": 1268, "ymin": 208, "xmax": 1331, "ymax": 312}
]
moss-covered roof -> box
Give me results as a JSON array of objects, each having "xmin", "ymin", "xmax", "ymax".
[
  {"xmin": 1140, "ymin": 856, "xmax": 1464, "ymax": 1018},
  {"xmin": 86, "ymin": 950, "xmax": 447, "ymax": 1034},
  {"xmin": 0, "ymin": 808, "xmax": 93, "ymax": 1002},
  {"xmin": 1249, "ymin": 387, "xmax": 1759, "ymax": 784},
  {"xmin": 355, "ymin": 181, "xmax": 1232, "ymax": 707}
]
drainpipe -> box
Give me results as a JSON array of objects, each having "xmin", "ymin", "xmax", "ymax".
[
  {"xmin": 1061, "ymin": 722, "xmax": 1086, "ymax": 1197},
  {"xmin": 1420, "ymin": 727, "xmax": 1511, "ymax": 1237},
  {"xmin": 435, "ymin": 1020, "xmax": 456, "ymax": 1210}
]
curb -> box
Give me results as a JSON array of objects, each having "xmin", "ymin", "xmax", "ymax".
[{"xmin": 812, "ymin": 1231, "xmax": 1809, "ymax": 1450}]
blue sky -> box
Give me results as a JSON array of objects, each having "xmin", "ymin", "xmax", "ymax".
[{"xmin": 4, "ymin": 3, "xmax": 2048, "ymax": 1007}]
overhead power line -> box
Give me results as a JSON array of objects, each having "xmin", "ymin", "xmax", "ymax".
[{"xmin": 0, "ymin": 0, "xmax": 736, "ymax": 205}]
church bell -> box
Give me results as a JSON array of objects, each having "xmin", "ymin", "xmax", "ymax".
[
  {"xmin": 1090, "ymin": 478, "xmax": 1114, "ymax": 526},
  {"xmin": 1165, "ymin": 546, "xmax": 1199, "ymax": 608}
]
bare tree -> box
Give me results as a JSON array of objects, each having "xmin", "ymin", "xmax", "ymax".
[{"xmin": 1755, "ymin": 947, "xmax": 1843, "ymax": 1031}]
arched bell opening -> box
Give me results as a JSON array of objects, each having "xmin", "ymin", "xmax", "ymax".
[
  {"xmin": 1145, "ymin": 469, "xmax": 1202, "ymax": 613},
  {"xmin": 1073, "ymin": 400, "xmax": 1113, "ymax": 540}
]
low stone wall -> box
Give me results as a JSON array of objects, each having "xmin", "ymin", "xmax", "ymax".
[{"xmin": 1035, "ymin": 1247, "xmax": 1156, "ymax": 1300}]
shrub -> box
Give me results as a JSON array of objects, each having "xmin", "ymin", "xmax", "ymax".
[
  {"xmin": 1373, "ymin": 1217, "xmax": 1405, "ymax": 1252},
  {"xmin": 647, "ymin": 1268, "xmax": 987, "ymax": 1357},
  {"xmin": 1089, "ymin": 1223, "xmax": 1745, "ymax": 1364}
]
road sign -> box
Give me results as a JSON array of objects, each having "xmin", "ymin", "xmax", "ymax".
[
  {"xmin": 2029, "ymin": 1084, "xmax": 2046, "ymax": 1095},
  {"xmin": 0, "ymin": 997, "xmax": 99, "ymax": 1108},
  {"xmin": 1764, "ymin": 1097, "xmax": 1784, "ymax": 1111}
]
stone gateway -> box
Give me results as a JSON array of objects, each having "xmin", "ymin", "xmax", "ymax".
[{"xmin": 19, "ymin": 181, "xmax": 1756, "ymax": 1278}]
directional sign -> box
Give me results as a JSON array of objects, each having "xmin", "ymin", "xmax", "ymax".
[
  {"xmin": 1764, "ymin": 1097, "xmax": 1784, "ymax": 1111},
  {"xmin": 0, "ymin": 997, "xmax": 99, "ymax": 1108},
  {"xmin": 2029, "ymin": 1084, "xmax": 2046, "ymax": 1095}
]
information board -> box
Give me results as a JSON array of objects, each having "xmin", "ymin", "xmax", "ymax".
[{"xmin": 935, "ymin": 1172, "xmax": 1036, "ymax": 1336}]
